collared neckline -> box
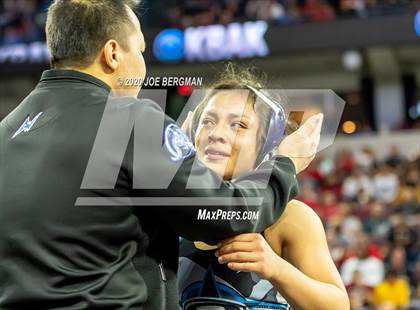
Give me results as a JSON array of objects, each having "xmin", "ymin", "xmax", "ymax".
[{"xmin": 39, "ymin": 69, "xmax": 111, "ymax": 92}]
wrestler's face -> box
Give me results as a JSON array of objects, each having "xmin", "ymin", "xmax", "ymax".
[{"xmin": 195, "ymin": 90, "xmax": 260, "ymax": 180}]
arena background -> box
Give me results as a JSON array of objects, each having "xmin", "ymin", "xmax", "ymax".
[{"xmin": 0, "ymin": 1, "xmax": 419, "ymax": 309}]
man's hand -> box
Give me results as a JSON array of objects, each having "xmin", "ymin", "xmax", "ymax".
[
  {"xmin": 276, "ymin": 113, "xmax": 323, "ymax": 173},
  {"xmin": 215, "ymin": 233, "xmax": 282, "ymax": 282}
]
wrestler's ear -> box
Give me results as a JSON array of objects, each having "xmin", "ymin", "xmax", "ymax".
[
  {"xmin": 189, "ymin": 104, "xmax": 205, "ymax": 143},
  {"xmin": 189, "ymin": 110, "xmax": 201, "ymax": 143},
  {"xmin": 181, "ymin": 111, "xmax": 193, "ymax": 137}
]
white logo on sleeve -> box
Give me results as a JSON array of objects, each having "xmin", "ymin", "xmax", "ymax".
[
  {"xmin": 164, "ymin": 123, "xmax": 195, "ymax": 161},
  {"xmin": 12, "ymin": 112, "xmax": 43, "ymax": 139}
]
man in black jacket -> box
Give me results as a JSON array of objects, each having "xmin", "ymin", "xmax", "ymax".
[{"xmin": 0, "ymin": 1, "xmax": 322, "ymax": 309}]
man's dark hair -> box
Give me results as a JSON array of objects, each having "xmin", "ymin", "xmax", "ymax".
[{"xmin": 46, "ymin": 0, "xmax": 140, "ymax": 68}]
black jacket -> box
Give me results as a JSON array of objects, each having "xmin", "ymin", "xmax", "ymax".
[{"xmin": 0, "ymin": 69, "xmax": 298, "ymax": 309}]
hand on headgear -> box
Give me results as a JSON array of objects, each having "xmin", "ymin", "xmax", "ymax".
[{"xmin": 275, "ymin": 113, "xmax": 324, "ymax": 173}]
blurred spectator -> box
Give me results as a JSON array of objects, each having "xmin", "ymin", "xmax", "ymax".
[
  {"xmin": 321, "ymin": 173, "xmax": 343, "ymax": 198},
  {"xmin": 342, "ymin": 167, "xmax": 374, "ymax": 201},
  {"xmin": 394, "ymin": 168, "xmax": 420, "ymax": 215},
  {"xmin": 318, "ymin": 190, "xmax": 340, "ymax": 222},
  {"xmin": 338, "ymin": 202, "xmax": 363, "ymax": 245},
  {"xmin": 0, "ymin": 0, "xmax": 49, "ymax": 45},
  {"xmin": 388, "ymin": 215, "xmax": 415, "ymax": 249},
  {"xmin": 318, "ymin": 156, "xmax": 335, "ymax": 177},
  {"xmin": 386, "ymin": 145, "xmax": 406, "ymax": 168},
  {"xmin": 339, "ymin": 0, "xmax": 368, "ymax": 17},
  {"xmin": 373, "ymin": 164, "xmax": 399, "ymax": 203},
  {"xmin": 347, "ymin": 270, "xmax": 374, "ymax": 309},
  {"xmin": 395, "ymin": 183, "xmax": 419, "ymax": 215},
  {"xmin": 299, "ymin": 182, "xmax": 322, "ymax": 213},
  {"xmin": 335, "ymin": 147, "xmax": 355, "ymax": 175},
  {"xmin": 363, "ymin": 201, "xmax": 392, "ymax": 241},
  {"xmin": 300, "ymin": 0, "xmax": 336, "ymax": 22},
  {"xmin": 386, "ymin": 246, "xmax": 409, "ymax": 276},
  {"xmin": 354, "ymin": 146, "xmax": 377, "ymax": 173},
  {"xmin": 245, "ymin": 0, "xmax": 294, "ymax": 23},
  {"xmin": 410, "ymin": 261, "xmax": 420, "ymax": 309},
  {"xmin": 340, "ymin": 232, "xmax": 385, "ymax": 287},
  {"xmin": 373, "ymin": 269, "xmax": 410, "ymax": 310},
  {"xmin": 326, "ymin": 225, "xmax": 347, "ymax": 265}
]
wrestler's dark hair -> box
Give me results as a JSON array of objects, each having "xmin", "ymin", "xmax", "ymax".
[
  {"xmin": 190, "ymin": 63, "xmax": 298, "ymax": 166},
  {"xmin": 46, "ymin": 0, "xmax": 141, "ymax": 68}
]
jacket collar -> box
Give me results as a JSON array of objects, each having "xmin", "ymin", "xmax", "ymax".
[{"xmin": 39, "ymin": 69, "xmax": 111, "ymax": 92}]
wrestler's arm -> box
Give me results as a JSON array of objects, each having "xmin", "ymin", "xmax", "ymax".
[{"xmin": 216, "ymin": 200, "xmax": 350, "ymax": 310}]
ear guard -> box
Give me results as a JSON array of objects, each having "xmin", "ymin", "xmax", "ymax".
[{"xmin": 247, "ymin": 85, "xmax": 286, "ymax": 166}]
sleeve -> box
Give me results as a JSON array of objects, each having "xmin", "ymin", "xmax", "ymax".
[{"xmin": 126, "ymin": 99, "xmax": 299, "ymax": 244}]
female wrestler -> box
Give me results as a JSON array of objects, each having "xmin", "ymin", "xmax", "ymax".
[{"xmin": 178, "ymin": 65, "xmax": 350, "ymax": 310}]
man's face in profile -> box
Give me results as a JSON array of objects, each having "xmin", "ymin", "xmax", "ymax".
[{"xmin": 117, "ymin": 6, "xmax": 146, "ymax": 96}]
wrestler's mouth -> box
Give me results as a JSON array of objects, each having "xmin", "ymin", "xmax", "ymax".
[{"xmin": 204, "ymin": 147, "xmax": 230, "ymax": 161}]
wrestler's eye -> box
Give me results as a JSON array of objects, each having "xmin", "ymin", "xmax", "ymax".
[
  {"xmin": 231, "ymin": 122, "xmax": 247, "ymax": 129},
  {"xmin": 202, "ymin": 118, "xmax": 215, "ymax": 127}
]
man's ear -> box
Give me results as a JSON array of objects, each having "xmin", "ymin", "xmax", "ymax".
[{"xmin": 103, "ymin": 40, "xmax": 120, "ymax": 71}]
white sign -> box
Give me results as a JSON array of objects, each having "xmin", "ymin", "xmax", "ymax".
[{"xmin": 184, "ymin": 21, "xmax": 269, "ymax": 62}]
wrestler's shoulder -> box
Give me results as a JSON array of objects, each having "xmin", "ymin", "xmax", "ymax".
[
  {"xmin": 287, "ymin": 199, "xmax": 319, "ymax": 216},
  {"xmin": 270, "ymin": 200, "xmax": 323, "ymax": 237},
  {"xmin": 288, "ymin": 200, "xmax": 322, "ymax": 226}
]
